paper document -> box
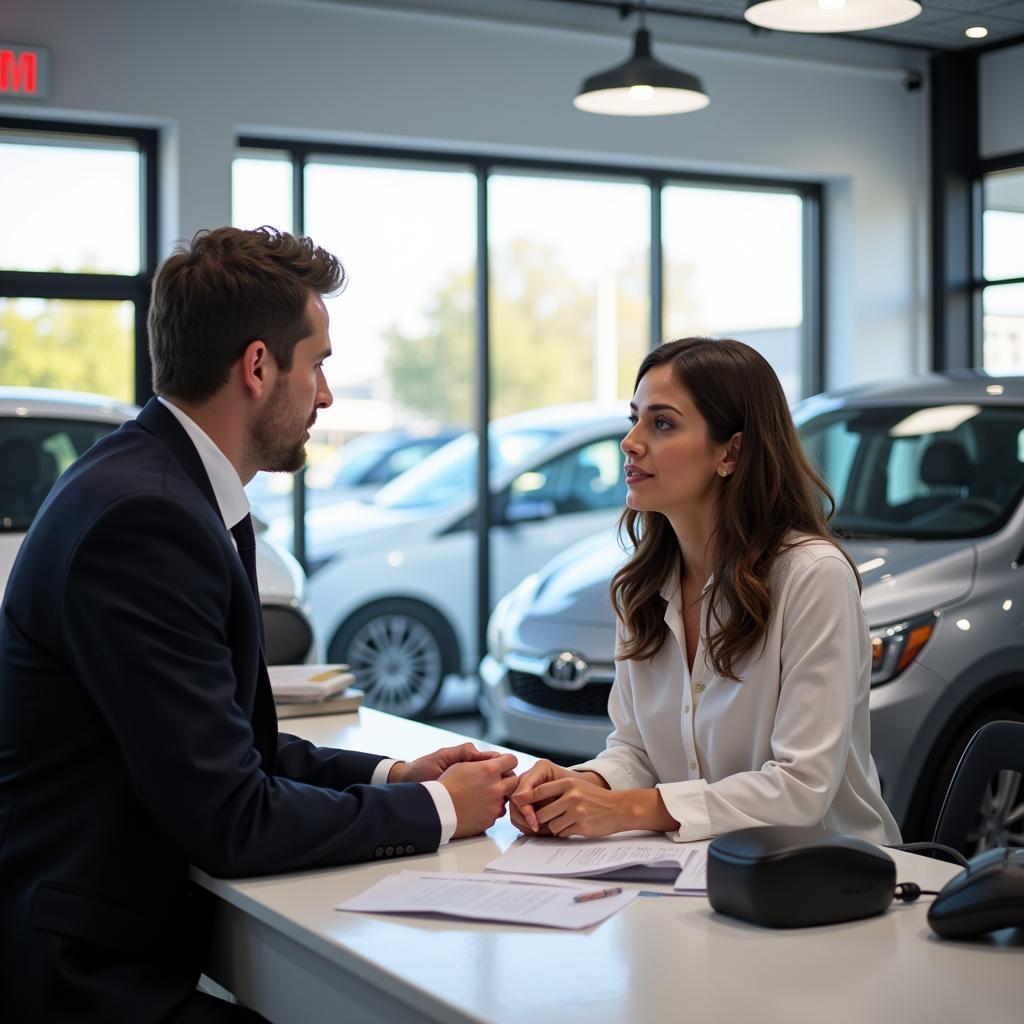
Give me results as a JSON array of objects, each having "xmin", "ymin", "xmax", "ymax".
[
  {"xmin": 487, "ymin": 835, "xmax": 708, "ymax": 893},
  {"xmin": 336, "ymin": 871, "xmax": 637, "ymax": 929},
  {"xmin": 268, "ymin": 664, "xmax": 355, "ymax": 702}
]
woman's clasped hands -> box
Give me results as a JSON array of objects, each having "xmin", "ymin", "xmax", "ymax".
[{"xmin": 509, "ymin": 759, "xmax": 633, "ymax": 838}]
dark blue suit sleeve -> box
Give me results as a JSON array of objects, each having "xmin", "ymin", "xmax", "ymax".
[
  {"xmin": 275, "ymin": 732, "xmax": 385, "ymax": 787},
  {"xmin": 61, "ymin": 495, "xmax": 441, "ymax": 877}
]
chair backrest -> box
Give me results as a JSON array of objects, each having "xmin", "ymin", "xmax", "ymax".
[
  {"xmin": 932, "ymin": 720, "xmax": 1024, "ymax": 852},
  {"xmin": 920, "ymin": 437, "xmax": 974, "ymax": 490}
]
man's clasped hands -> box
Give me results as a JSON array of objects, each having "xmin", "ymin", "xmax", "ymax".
[{"xmin": 391, "ymin": 744, "xmax": 644, "ymax": 839}]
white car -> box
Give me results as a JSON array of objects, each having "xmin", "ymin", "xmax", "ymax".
[
  {"xmin": 306, "ymin": 403, "xmax": 629, "ymax": 718},
  {"xmin": 0, "ymin": 387, "xmax": 319, "ymax": 665}
]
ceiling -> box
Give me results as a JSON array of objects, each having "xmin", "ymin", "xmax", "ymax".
[{"xmin": 542, "ymin": 1, "xmax": 1024, "ymax": 52}]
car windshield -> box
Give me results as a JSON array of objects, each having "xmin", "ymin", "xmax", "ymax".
[
  {"xmin": 373, "ymin": 428, "xmax": 557, "ymax": 510},
  {"xmin": 799, "ymin": 402, "xmax": 1024, "ymax": 539},
  {"xmin": 0, "ymin": 416, "xmax": 116, "ymax": 531}
]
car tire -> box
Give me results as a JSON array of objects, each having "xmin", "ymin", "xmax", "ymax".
[
  {"xmin": 916, "ymin": 707, "xmax": 1024, "ymax": 855},
  {"xmin": 328, "ymin": 599, "xmax": 458, "ymax": 719}
]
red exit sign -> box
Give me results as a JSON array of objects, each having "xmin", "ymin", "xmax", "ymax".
[{"xmin": 0, "ymin": 44, "xmax": 49, "ymax": 99}]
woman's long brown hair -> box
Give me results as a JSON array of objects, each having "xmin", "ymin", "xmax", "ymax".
[{"xmin": 610, "ymin": 338, "xmax": 858, "ymax": 679}]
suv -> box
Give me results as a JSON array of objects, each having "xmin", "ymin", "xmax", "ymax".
[
  {"xmin": 0, "ymin": 387, "xmax": 319, "ymax": 665},
  {"xmin": 481, "ymin": 373, "xmax": 1024, "ymax": 847}
]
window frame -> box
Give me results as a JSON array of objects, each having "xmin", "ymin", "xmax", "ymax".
[
  {"xmin": 237, "ymin": 136, "xmax": 824, "ymax": 659},
  {"xmin": 0, "ymin": 116, "xmax": 159, "ymax": 402},
  {"xmin": 974, "ymin": 149, "xmax": 1024, "ymax": 369}
]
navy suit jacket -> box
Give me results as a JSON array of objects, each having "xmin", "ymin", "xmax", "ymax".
[{"xmin": 0, "ymin": 398, "xmax": 441, "ymax": 1022}]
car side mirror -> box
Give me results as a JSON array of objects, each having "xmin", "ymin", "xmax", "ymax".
[{"xmin": 503, "ymin": 497, "xmax": 557, "ymax": 525}]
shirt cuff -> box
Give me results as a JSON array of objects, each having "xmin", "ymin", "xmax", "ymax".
[
  {"xmin": 570, "ymin": 757, "xmax": 644, "ymax": 792},
  {"xmin": 422, "ymin": 780, "xmax": 457, "ymax": 845},
  {"xmin": 372, "ymin": 758, "xmax": 399, "ymax": 785},
  {"xmin": 656, "ymin": 779, "xmax": 712, "ymax": 842}
]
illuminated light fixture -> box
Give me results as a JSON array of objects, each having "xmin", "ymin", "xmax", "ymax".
[
  {"xmin": 574, "ymin": 1, "xmax": 709, "ymax": 117},
  {"xmin": 965, "ymin": 26, "xmax": 989, "ymax": 39},
  {"xmin": 744, "ymin": 0, "xmax": 922, "ymax": 33}
]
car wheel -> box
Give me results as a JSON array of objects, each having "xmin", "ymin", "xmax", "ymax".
[
  {"xmin": 918, "ymin": 708, "xmax": 1024, "ymax": 856},
  {"xmin": 328, "ymin": 600, "xmax": 457, "ymax": 719}
]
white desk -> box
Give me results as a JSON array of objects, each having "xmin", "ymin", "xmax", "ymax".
[{"xmin": 197, "ymin": 709, "xmax": 1022, "ymax": 1024}]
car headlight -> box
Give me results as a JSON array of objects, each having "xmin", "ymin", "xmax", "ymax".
[
  {"xmin": 869, "ymin": 611, "xmax": 938, "ymax": 687},
  {"xmin": 487, "ymin": 574, "xmax": 540, "ymax": 663}
]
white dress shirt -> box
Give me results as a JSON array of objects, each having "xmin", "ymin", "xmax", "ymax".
[
  {"xmin": 156, "ymin": 398, "xmax": 456, "ymax": 843},
  {"xmin": 572, "ymin": 537, "xmax": 902, "ymax": 845}
]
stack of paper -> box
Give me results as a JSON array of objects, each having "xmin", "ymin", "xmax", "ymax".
[
  {"xmin": 486, "ymin": 835, "xmax": 708, "ymax": 894},
  {"xmin": 337, "ymin": 871, "xmax": 638, "ymax": 930},
  {"xmin": 268, "ymin": 664, "xmax": 355, "ymax": 702}
]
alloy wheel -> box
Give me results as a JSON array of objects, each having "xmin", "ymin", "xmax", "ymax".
[{"xmin": 345, "ymin": 612, "xmax": 444, "ymax": 718}]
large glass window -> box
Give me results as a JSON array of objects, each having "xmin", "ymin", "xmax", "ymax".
[
  {"xmin": 0, "ymin": 121, "xmax": 154, "ymax": 402},
  {"xmin": 663, "ymin": 184, "xmax": 805, "ymax": 402},
  {"xmin": 981, "ymin": 168, "xmax": 1024, "ymax": 373},
  {"xmin": 0, "ymin": 132, "xmax": 141, "ymax": 275},
  {"xmin": 489, "ymin": 172, "xmax": 650, "ymax": 416},
  {"xmin": 232, "ymin": 150, "xmax": 294, "ymax": 234},
  {"xmin": 0, "ymin": 298, "xmax": 134, "ymax": 401}
]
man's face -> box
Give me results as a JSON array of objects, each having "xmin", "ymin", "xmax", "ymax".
[{"xmin": 252, "ymin": 292, "xmax": 333, "ymax": 474}]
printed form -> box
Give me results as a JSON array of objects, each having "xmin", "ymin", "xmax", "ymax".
[
  {"xmin": 337, "ymin": 871, "xmax": 638, "ymax": 929},
  {"xmin": 487, "ymin": 835, "xmax": 709, "ymax": 893}
]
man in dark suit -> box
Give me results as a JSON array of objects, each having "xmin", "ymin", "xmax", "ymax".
[{"xmin": 0, "ymin": 226, "xmax": 517, "ymax": 1023}]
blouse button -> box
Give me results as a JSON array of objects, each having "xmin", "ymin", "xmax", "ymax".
[
  {"xmin": 694, "ymin": 682, "xmax": 706, "ymax": 693},
  {"xmin": 683, "ymin": 704, "xmax": 690, "ymax": 714},
  {"xmin": 689, "ymin": 760, "xmax": 698, "ymax": 771}
]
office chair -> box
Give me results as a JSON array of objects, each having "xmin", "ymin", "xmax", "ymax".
[{"xmin": 931, "ymin": 720, "xmax": 1024, "ymax": 856}]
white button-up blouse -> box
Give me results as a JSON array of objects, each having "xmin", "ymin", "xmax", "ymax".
[{"xmin": 572, "ymin": 538, "xmax": 902, "ymax": 846}]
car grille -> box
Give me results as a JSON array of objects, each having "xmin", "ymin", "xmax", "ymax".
[{"xmin": 508, "ymin": 670, "xmax": 611, "ymax": 717}]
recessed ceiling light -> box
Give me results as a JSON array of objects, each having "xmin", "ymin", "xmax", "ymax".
[{"xmin": 965, "ymin": 26, "xmax": 989, "ymax": 39}]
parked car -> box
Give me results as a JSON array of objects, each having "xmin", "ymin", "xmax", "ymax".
[
  {"xmin": 0, "ymin": 387, "xmax": 319, "ymax": 664},
  {"xmin": 306, "ymin": 403, "xmax": 629, "ymax": 718},
  {"xmin": 246, "ymin": 423, "xmax": 465, "ymax": 527},
  {"xmin": 481, "ymin": 372, "xmax": 1024, "ymax": 849}
]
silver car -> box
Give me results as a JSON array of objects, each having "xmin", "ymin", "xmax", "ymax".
[{"xmin": 481, "ymin": 372, "xmax": 1024, "ymax": 848}]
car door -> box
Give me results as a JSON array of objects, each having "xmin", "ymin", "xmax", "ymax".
[{"xmin": 491, "ymin": 435, "xmax": 626, "ymax": 602}]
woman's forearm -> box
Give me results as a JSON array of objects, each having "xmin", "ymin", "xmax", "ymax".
[{"xmin": 623, "ymin": 788, "xmax": 680, "ymax": 833}]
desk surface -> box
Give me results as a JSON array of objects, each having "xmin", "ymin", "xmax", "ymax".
[{"xmin": 197, "ymin": 709, "xmax": 1022, "ymax": 1024}]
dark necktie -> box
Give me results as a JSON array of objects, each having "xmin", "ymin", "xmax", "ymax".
[
  {"xmin": 231, "ymin": 514, "xmax": 277, "ymax": 766},
  {"xmin": 231, "ymin": 513, "xmax": 266, "ymax": 653},
  {"xmin": 231, "ymin": 513, "xmax": 259, "ymax": 601}
]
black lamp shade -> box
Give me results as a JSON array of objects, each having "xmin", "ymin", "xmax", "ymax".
[{"xmin": 574, "ymin": 29, "xmax": 709, "ymax": 116}]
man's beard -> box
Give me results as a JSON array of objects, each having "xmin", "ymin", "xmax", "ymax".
[{"xmin": 251, "ymin": 378, "xmax": 310, "ymax": 474}]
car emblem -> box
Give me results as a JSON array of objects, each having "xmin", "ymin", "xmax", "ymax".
[{"xmin": 544, "ymin": 652, "xmax": 589, "ymax": 691}]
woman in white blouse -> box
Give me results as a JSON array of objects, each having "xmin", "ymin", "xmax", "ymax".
[{"xmin": 510, "ymin": 338, "xmax": 901, "ymax": 846}]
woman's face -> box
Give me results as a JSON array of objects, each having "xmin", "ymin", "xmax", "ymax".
[{"xmin": 621, "ymin": 363, "xmax": 731, "ymax": 517}]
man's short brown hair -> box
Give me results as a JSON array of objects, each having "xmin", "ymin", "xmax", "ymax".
[{"xmin": 148, "ymin": 226, "xmax": 346, "ymax": 402}]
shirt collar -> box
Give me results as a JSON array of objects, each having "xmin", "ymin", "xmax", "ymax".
[
  {"xmin": 660, "ymin": 561, "xmax": 714, "ymax": 611},
  {"xmin": 157, "ymin": 397, "xmax": 250, "ymax": 530}
]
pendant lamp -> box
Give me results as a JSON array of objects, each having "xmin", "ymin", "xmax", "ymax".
[
  {"xmin": 744, "ymin": 0, "xmax": 922, "ymax": 34},
  {"xmin": 573, "ymin": 2, "xmax": 709, "ymax": 117}
]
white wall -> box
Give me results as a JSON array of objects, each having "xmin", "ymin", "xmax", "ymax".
[
  {"xmin": 0, "ymin": 0, "xmax": 932, "ymax": 388},
  {"xmin": 980, "ymin": 42, "xmax": 1024, "ymax": 159}
]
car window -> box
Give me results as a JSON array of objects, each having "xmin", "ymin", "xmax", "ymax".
[
  {"xmin": 374, "ymin": 428, "xmax": 556, "ymax": 510},
  {"xmin": 0, "ymin": 416, "xmax": 115, "ymax": 530},
  {"xmin": 799, "ymin": 403, "xmax": 1024, "ymax": 539},
  {"xmin": 369, "ymin": 441, "xmax": 443, "ymax": 484},
  {"xmin": 509, "ymin": 437, "xmax": 625, "ymax": 515}
]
